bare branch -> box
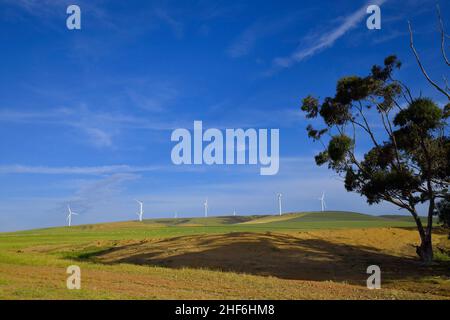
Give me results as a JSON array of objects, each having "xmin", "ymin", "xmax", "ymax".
[
  {"xmin": 354, "ymin": 102, "xmax": 380, "ymax": 147},
  {"xmin": 444, "ymin": 75, "xmax": 450, "ymax": 92},
  {"xmin": 437, "ymin": 4, "xmax": 450, "ymax": 67},
  {"xmin": 389, "ymin": 77, "xmax": 413, "ymax": 104},
  {"xmin": 408, "ymin": 21, "xmax": 450, "ymax": 100},
  {"xmin": 380, "ymin": 108, "xmax": 402, "ymax": 168}
]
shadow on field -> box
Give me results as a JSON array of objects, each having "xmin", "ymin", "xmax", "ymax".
[{"xmin": 91, "ymin": 232, "xmax": 450, "ymax": 286}]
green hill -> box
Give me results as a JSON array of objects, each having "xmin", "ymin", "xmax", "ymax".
[{"xmin": 1, "ymin": 211, "xmax": 418, "ymax": 238}]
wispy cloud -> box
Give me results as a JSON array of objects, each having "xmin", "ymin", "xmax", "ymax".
[
  {"xmin": 227, "ymin": 22, "xmax": 267, "ymax": 58},
  {"xmin": 372, "ymin": 29, "xmax": 407, "ymax": 44},
  {"xmin": 0, "ymin": 163, "xmax": 216, "ymax": 176},
  {"xmin": 82, "ymin": 127, "xmax": 113, "ymax": 148},
  {"xmin": 198, "ymin": 1, "xmax": 244, "ymax": 20},
  {"xmin": 0, "ymin": 106, "xmax": 181, "ymax": 148},
  {"xmin": 271, "ymin": 0, "xmax": 387, "ymax": 70},
  {"xmin": 227, "ymin": 14, "xmax": 301, "ymax": 58},
  {"xmin": 0, "ymin": 107, "xmax": 118, "ymax": 148},
  {"xmin": 2, "ymin": 0, "xmax": 118, "ymax": 31},
  {"xmin": 3, "ymin": 0, "xmax": 66, "ymax": 17},
  {"xmin": 0, "ymin": 164, "xmax": 161, "ymax": 175},
  {"xmin": 155, "ymin": 8, "xmax": 184, "ymax": 39},
  {"xmin": 65, "ymin": 173, "xmax": 141, "ymax": 214},
  {"xmin": 126, "ymin": 82, "xmax": 179, "ymax": 112}
]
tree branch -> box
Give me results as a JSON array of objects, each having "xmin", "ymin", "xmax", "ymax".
[
  {"xmin": 437, "ymin": 4, "xmax": 450, "ymax": 67},
  {"xmin": 408, "ymin": 21, "xmax": 450, "ymax": 100},
  {"xmin": 381, "ymin": 109, "xmax": 402, "ymax": 168},
  {"xmin": 354, "ymin": 102, "xmax": 380, "ymax": 148}
]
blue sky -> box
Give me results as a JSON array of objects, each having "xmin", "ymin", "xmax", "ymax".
[{"xmin": 0, "ymin": 0, "xmax": 448, "ymax": 231}]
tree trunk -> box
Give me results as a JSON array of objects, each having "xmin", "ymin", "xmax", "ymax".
[
  {"xmin": 410, "ymin": 206, "xmax": 434, "ymax": 263},
  {"xmin": 418, "ymin": 197, "xmax": 435, "ymax": 264},
  {"xmin": 416, "ymin": 231, "xmax": 433, "ymax": 264}
]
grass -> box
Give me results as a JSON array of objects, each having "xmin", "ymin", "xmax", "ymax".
[
  {"xmin": 61, "ymin": 247, "xmax": 113, "ymax": 261},
  {"xmin": 0, "ymin": 211, "xmax": 448, "ymax": 300},
  {"xmin": 434, "ymin": 251, "xmax": 450, "ymax": 262}
]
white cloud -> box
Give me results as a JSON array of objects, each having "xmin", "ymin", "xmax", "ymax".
[
  {"xmin": 227, "ymin": 23, "xmax": 263, "ymax": 58},
  {"xmin": 126, "ymin": 83, "xmax": 179, "ymax": 112},
  {"xmin": 155, "ymin": 8, "xmax": 184, "ymax": 38},
  {"xmin": 0, "ymin": 106, "xmax": 182, "ymax": 148},
  {"xmin": 81, "ymin": 127, "xmax": 113, "ymax": 148},
  {"xmin": 227, "ymin": 14, "xmax": 301, "ymax": 58},
  {"xmin": 271, "ymin": 0, "xmax": 387, "ymax": 70},
  {"xmin": 0, "ymin": 164, "xmax": 161, "ymax": 175},
  {"xmin": 66, "ymin": 173, "xmax": 141, "ymax": 214}
]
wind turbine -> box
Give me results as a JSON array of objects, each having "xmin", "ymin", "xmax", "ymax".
[
  {"xmin": 318, "ymin": 192, "xmax": 326, "ymax": 212},
  {"xmin": 135, "ymin": 200, "xmax": 144, "ymax": 222},
  {"xmin": 175, "ymin": 211, "xmax": 178, "ymax": 219},
  {"xmin": 277, "ymin": 193, "xmax": 282, "ymax": 216},
  {"xmin": 66, "ymin": 205, "xmax": 78, "ymax": 227},
  {"xmin": 204, "ymin": 199, "xmax": 208, "ymax": 217},
  {"xmin": 233, "ymin": 209, "xmax": 236, "ymax": 217}
]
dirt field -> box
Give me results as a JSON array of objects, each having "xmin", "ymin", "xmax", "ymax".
[{"xmin": 81, "ymin": 228, "xmax": 450, "ymax": 298}]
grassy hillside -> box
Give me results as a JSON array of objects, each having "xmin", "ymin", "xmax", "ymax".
[
  {"xmin": 0, "ymin": 211, "xmax": 448, "ymax": 300},
  {"xmin": 0, "ymin": 211, "xmax": 418, "ymax": 249}
]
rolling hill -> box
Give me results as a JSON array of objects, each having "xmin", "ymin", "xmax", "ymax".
[{"xmin": 1, "ymin": 210, "xmax": 447, "ymax": 300}]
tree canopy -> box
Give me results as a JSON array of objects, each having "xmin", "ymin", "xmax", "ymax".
[{"xmin": 301, "ymin": 56, "xmax": 449, "ymax": 262}]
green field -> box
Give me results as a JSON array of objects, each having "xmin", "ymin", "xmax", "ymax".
[
  {"xmin": 0, "ymin": 211, "xmax": 419, "ymax": 245},
  {"xmin": 0, "ymin": 211, "xmax": 448, "ymax": 300}
]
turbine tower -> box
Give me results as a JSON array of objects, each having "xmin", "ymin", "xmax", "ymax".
[
  {"xmin": 277, "ymin": 193, "xmax": 282, "ymax": 216},
  {"xmin": 233, "ymin": 209, "xmax": 236, "ymax": 217},
  {"xmin": 135, "ymin": 200, "xmax": 144, "ymax": 222},
  {"xmin": 204, "ymin": 199, "xmax": 208, "ymax": 217},
  {"xmin": 66, "ymin": 205, "xmax": 78, "ymax": 227},
  {"xmin": 175, "ymin": 211, "xmax": 178, "ymax": 219},
  {"xmin": 319, "ymin": 192, "xmax": 326, "ymax": 212}
]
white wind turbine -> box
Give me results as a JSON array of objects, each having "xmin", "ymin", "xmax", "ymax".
[
  {"xmin": 66, "ymin": 205, "xmax": 78, "ymax": 227},
  {"xmin": 318, "ymin": 192, "xmax": 326, "ymax": 212},
  {"xmin": 135, "ymin": 200, "xmax": 144, "ymax": 222},
  {"xmin": 277, "ymin": 193, "xmax": 282, "ymax": 216},
  {"xmin": 175, "ymin": 211, "xmax": 178, "ymax": 219},
  {"xmin": 233, "ymin": 209, "xmax": 236, "ymax": 217},
  {"xmin": 204, "ymin": 199, "xmax": 208, "ymax": 217}
]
